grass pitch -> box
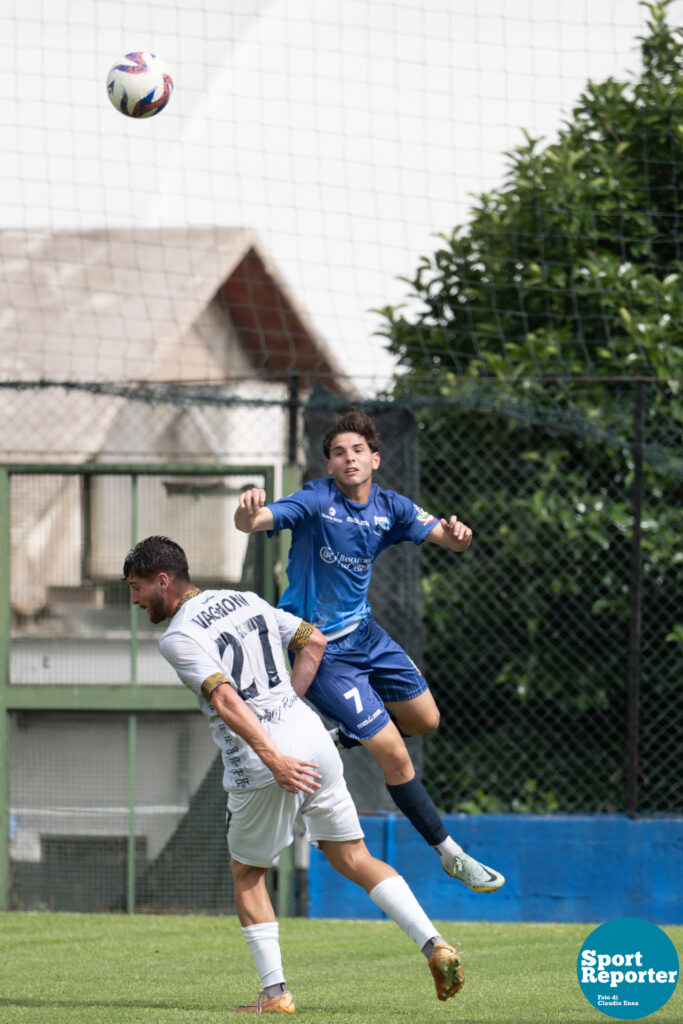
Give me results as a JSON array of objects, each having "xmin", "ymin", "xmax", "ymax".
[{"xmin": 1, "ymin": 913, "xmax": 681, "ymax": 1024}]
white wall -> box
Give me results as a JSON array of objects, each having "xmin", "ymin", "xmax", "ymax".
[{"xmin": 10, "ymin": 711, "xmax": 218, "ymax": 862}]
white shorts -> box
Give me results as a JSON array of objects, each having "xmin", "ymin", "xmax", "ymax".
[{"xmin": 226, "ymin": 736, "xmax": 364, "ymax": 868}]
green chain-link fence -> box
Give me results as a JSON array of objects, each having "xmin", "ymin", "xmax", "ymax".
[
  {"xmin": 3, "ymin": 377, "xmax": 681, "ymax": 914},
  {"xmin": 304, "ymin": 380, "xmax": 682, "ymax": 818}
]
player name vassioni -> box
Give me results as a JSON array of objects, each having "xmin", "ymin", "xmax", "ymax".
[{"xmin": 580, "ymin": 949, "xmax": 678, "ymax": 988}]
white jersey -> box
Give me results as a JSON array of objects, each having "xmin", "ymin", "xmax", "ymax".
[{"xmin": 159, "ymin": 588, "xmax": 329, "ymax": 791}]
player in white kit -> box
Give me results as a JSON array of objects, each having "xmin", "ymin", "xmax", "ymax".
[{"xmin": 123, "ymin": 536, "xmax": 465, "ymax": 1014}]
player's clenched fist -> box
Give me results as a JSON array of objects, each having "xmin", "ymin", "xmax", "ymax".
[
  {"xmin": 234, "ymin": 488, "xmax": 275, "ymax": 533},
  {"xmin": 239, "ymin": 487, "xmax": 267, "ymax": 511}
]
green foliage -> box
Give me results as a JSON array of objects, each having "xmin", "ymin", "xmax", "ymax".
[
  {"xmin": 376, "ymin": 1, "xmax": 683, "ymax": 381},
  {"xmin": 457, "ymin": 779, "xmax": 560, "ymax": 816},
  {"xmin": 377, "ymin": 2, "xmax": 683, "ymax": 813}
]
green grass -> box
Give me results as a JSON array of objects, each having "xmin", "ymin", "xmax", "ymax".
[{"xmin": 0, "ymin": 913, "xmax": 680, "ymax": 1024}]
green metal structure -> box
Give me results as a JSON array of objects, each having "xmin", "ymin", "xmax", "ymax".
[{"xmin": 0, "ymin": 462, "xmax": 279, "ymax": 913}]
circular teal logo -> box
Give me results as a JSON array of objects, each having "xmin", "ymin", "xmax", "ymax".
[{"xmin": 577, "ymin": 918, "xmax": 679, "ymax": 1019}]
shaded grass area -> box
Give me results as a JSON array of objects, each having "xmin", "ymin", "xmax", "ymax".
[{"xmin": 0, "ymin": 913, "xmax": 680, "ymax": 1024}]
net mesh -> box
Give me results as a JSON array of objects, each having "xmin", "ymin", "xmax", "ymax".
[
  {"xmin": 2, "ymin": 1, "xmax": 681, "ymax": 392},
  {"xmin": 3, "ymin": 1, "xmax": 683, "ymax": 913},
  {"xmin": 6, "ymin": 383, "xmax": 681, "ymax": 913},
  {"xmin": 10, "ymin": 712, "xmax": 228, "ymax": 913}
]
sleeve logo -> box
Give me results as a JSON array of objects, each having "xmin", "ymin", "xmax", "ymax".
[{"xmin": 414, "ymin": 505, "xmax": 436, "ymax": 524}]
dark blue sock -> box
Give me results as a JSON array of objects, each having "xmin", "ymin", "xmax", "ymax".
[{"xmin": 386, "ymin": 775, "xmax": 448, "ymax": 846}]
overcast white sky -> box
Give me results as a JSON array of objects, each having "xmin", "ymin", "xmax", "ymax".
[{"xmin": 2, "ymin": 0, "xmax": 680, "ymax": 390}]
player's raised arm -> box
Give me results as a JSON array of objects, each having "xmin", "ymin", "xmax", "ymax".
[
  {"xmin": 424, "ymin": 515, "xmax": 473, "ymax": 553},
  {"xmin": 234, "ymin": 487, "xmax": 275, "ymax": 534}
]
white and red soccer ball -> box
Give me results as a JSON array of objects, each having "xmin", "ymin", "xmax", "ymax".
[{"xmin": 106, "ymin": 52, "xmax": 173, "ymax": 119}]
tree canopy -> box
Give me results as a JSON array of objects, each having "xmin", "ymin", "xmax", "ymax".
[
  {"xmin": 375, "ymin": 2, "xmax": 682, "ymax": 814},
  {"xmin": 377, "ymin": 0, "xmax": 683, "ymax": 384}
]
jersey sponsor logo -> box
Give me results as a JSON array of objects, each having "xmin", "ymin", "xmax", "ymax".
[
  {"xmin": 413, "ymin": 504, "xmax": 436, "ymax": 525},
  {"xmin": 322, "ymin": 511, "xmax": 343, "ymax": 522},
  {"xmin": 319, "ymin": 546, "xmax": 372, "ymax": 574},
  {"xmin": 346, "ymin": 515, "xmax": 370, "ymax": 527},
  {"xmin": 329, "ymin": 506, "xmax": 336, "ymax": 516},
  {"xmin": 191, "ymin": 592, "xmax": 249, "ymax": 629},
  {"xmin": 357, "ymin": 707, "xmax": 383, "ymax": 729},
  {"xmin": 373, "ymin": 515, "xmax": 390, "ymax": 534},
  {"xmin": 339, "ymin": 552, "xmax": 372, "ymax": 573}
]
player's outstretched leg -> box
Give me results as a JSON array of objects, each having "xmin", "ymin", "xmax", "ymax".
[
  {"xmin": 439, "ymin": 845, "xmax": 505, "ymax": 893},
  {"xmin": 428, "ymin": 941, "xmax": 465, "ymax": 1001},
  {"xmin": 320, "ymin": 841, "xmax": 467, "ymax": 1003}
]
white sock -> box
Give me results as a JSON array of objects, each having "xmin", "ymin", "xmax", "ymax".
[
  {"xmin": 368, "ymin": 875, "xmax": 437, "ymax": 949},
  {"xmin": 435, "ymin": 835, "xmax": 464, "ymax": 859},
  {"xmin": 241, "ymin": 922, "xmax": 285, "ymax": 988}
]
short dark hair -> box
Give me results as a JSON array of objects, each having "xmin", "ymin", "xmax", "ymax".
[
  {"xmin": 122, "ymin": 536, "xmax": 190, "ymax": 582},
  {"xmin": 322, "ymin": 408, "xmax": 380, "ymax": 459}
]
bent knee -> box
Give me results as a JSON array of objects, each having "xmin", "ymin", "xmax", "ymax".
[
  {"xmin": 399, "ymin": 708, "xmax": 440, "ymax": 735},
  {"xmin": 320, "ymin": 838, "xmax": 371, "ymax": 876},
  {"xmin": 230, "ymin": 857, "xmax": 264, "ymax": 882},
  {"xmin": 366, "ymin": 734, "xmax": 414, "ymax": 777},
  {"xmin": 420, "ymin": 707, "xmax": 440, "ymax": 733}
]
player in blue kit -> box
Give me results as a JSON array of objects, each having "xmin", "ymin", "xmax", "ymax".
[{"xmin": 235, "ymin": 408, "xmax": 504, "ymax": 894}]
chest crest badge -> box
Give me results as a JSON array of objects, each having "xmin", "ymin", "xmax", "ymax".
[{"xmin": 373, "ymin": 516, "xmax": 390, "ymax": 535}]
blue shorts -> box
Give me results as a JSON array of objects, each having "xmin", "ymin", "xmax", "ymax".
[{"xmin": 305, "ymin": 616, "xmax": 428, "ymax": 741}]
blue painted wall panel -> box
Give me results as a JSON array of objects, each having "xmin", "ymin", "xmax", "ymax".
[{"xmin": 307, "ymin": 814, "xmax": 683, "ymax": 924}]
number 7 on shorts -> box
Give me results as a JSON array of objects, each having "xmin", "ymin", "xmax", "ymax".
[{"xmin": 343, "ymin": 686, "xmax": 363, "ymax": 713}]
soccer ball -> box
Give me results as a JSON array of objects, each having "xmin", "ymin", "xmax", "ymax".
[{"xmin": 106, "ymin": 52, "xmax": 173, "ymax": 118}]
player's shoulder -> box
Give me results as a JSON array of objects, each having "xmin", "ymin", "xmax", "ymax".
[
  {"xmin": 296, "ymin": 476, "xmax": 336, "ymax": 510},
  {"xmin": 303, "ymin": 477, "xmax": 333, "ymax": 497},
  {"xmin": 238, "ymin": 588, "xmax": 268, "ymax": 610},
  {"xmin": 370, "ymin": 484, "xmax": 432, "ymax": 530},
  {"xmin": 277, "ymin": 476, "xmax": 329, "ymax": 506},
  {"xmin": 369, "ymin": 481, "xmax": 413, "ymax": 511}
]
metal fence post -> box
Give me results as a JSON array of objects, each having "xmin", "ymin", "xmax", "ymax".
[
  {"xmin": 127, "ymin": 473, "xmax": 139, "ymax": 914},
  {"xmin": 287, "ymin": 373, "xmax": 300, "ymax": 466},
  {"xmin": 625, "ymin": 380, "xmax": 645, "ymax": 817},
  {"xmin": 0, "ymin": 469, "xmax": 10, "ymax": 909}
]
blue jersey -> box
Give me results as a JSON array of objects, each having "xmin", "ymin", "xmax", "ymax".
[{"xmin": 268, "ymin": 477, "xmax": 438, "ymax": 634}]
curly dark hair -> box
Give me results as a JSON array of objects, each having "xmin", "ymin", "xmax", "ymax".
[
  {"xmin": 122, "ymin": 536, "xmax": 191, "ymax": 582},
  {"xmin": 322, "ymin": 408, "xmax": 380, "ymax": 459}
]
